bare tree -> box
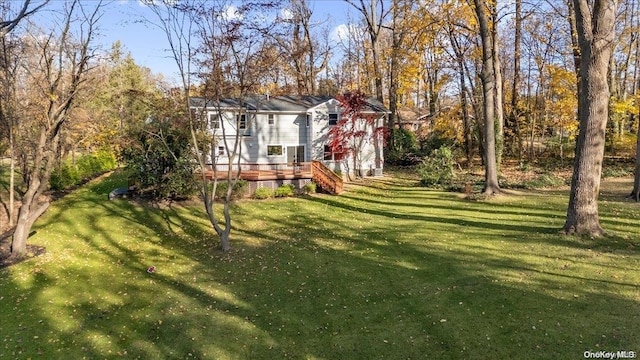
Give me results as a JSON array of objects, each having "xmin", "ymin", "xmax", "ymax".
[
  {"xmin": 146, "ymin": 0, "xmax": 275, "ymax": 252},
  {"xmin": 0, "ymin": 0, "xmax": 48, "ymax": 233},
  {"xmin": 0, "ymin": 0, "xmax": 48, "ymax": 38},
  {"xmin": 563, "ymin": 0, "xmax": 617, "ymax": 236},
  {"xmin": 346, "ymin": 0, "xmax": 389, "ymax": 104},
  {"xmin": 10, "ymin": 0, "xmax": 103, "ymax": 255},
  {"xmin": 443, "ymin": 5, "xmax": 477, "ymax": 168},
  {"xmin": 0, "ymin": 34, "xmax": 22, "ymax": 227},
  {"xmin": 270, "ymin": 0, "xmax": 330, "ymax": 95}
]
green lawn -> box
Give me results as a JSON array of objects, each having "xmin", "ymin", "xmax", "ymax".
[{"xmin": 1, "ymin": 172, "xmax": 639, "ymax": 359}]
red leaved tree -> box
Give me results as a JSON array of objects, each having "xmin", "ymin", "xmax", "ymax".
[{"xmin": 327, "ymin": 90, "xmax": 386, "ymax": 180}]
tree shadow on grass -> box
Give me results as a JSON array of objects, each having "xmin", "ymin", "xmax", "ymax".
[
  {"xmin": 339, "ymin": 183, "xmax": 640, "ymax": 253},
  {"xmin": 2, "ymin": 173, "xmax": 276, "ymax": 358},
  {"xmin": 226, "ymin": 201, "xmax": 640, "ymax": 358},
  {"xmin": 304, "ymin": 195, "xmax": 561, "ymax": 236},
  {"xmin": 2, "ymin": 172, "xmax": 639, "ymax": 358}
]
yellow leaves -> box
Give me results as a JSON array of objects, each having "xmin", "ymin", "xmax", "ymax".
[
  {"xmin": 546, "ymin": 65, "xmax": 578, "ymax": 132},
  {"xmin": 431, "ymin": 105, "xmax": 464, "ymax": 142},
  {"xmin": 611, "ymin": 97, "xmax": 637, "ymax": 116}
]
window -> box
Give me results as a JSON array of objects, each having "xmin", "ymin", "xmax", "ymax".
[
  {"xmin": 328, "ymin": 113, "xmax": 338, "ymax": 126},
  {"xmin": 268, "ymin": 114, "xmax": 275, "ymax": 126},
  {"xmin": 236, "ymin": 114, "xmax": 247, "ymax": 129},
  {"xmin": 306, "ymin": 114, "xmax": 310, "ymax": 127},
  {"xmin": 267, "ymin": 145, "xmax": 283, "ymax": 157},
  {"xmin": 323, "ymin": 145, "xmax": 332, "ymax": 160},
  {"xmin": 218, "ymin": 146, "xmax": 225, "ymax": 156},
  {"xmin": 209, "ymin": 113, "xmax": 220, "ymax": 129},
  {"xmin": 324, "ymin": 145, "xmax": 345, "ymax": 161}
]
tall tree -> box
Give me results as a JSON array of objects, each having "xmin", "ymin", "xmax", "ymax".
[
  {"xmin": 10, "ymin": 0, "xmax": 103, "ymax": 255},
  {"xmin": 271, "ymin": 0, "xmax": 330, "ymax": 95},
  {"xmin": 473, "ymin": 0, "xmax": 500, "ymax": 194},
  {"xmin": 0, "ymin": 32, "xmax": 22, "ymax": 227},
  {"xmin": 490, "ymin": 2, "xmax": 504, "ymax": 169},
  {"xmin": 563, "ymin": 0, "xmax": 617, "ymax": 236},
  {"xmin": 346, "ymin": 0, "xmax": 388, "ymax": 105},
  {"xmin": 442, "ymin": 1, "xmax": 478, "ymax": 167},
  {"xmin": 506, "ymin": 0, "xmax": 523, "ymax": 160}
]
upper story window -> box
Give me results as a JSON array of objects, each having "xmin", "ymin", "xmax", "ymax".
[
  {"xmin": 306, "ymin": 114, "xmax": 311, "ymax": 127},
  {"xmin": 268, "ymin": 114, "xmax": 275, "ymax": 126},
  {"xmin": 236, "ymin": 114, "xmax": 247, "ymax": 129},
  {"xmin": 209, "ymin": 113, "xmax": 220, "ymax": 129},
  {"xmin": 329, "ymin": 113, "xmax": 338, "ymax": 126}
]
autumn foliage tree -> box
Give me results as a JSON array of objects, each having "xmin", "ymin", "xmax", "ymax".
[{"xmin": 327, "ymin": 90, "xmax": 386, "ymax": 179}]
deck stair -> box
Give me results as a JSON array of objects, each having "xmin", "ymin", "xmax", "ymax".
[{"xmin": 311, "ymin": 160, "xmax": 343, "ymax": 195}]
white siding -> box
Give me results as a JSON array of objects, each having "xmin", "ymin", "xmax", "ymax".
[{"xmin": 214, "ymin": 112, "xmax": 310, "ymax": 164}]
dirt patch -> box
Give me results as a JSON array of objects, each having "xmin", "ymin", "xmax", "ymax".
[{"xmin": 0, "ymin": 229, "xmax": 46, "ymax": 269}]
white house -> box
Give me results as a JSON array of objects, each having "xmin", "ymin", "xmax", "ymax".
[{"xmin": 189, "ymin": 95, "xmax": 388, "ymax": 193}]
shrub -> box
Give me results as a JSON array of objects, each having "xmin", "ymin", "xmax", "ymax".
[
  {"xmin": 418, "ymin": 146, "xmax": 456, "ymax": 188},
  {"xmin": 77, "ymin": 155, "xmax": 100, "ymax": 178},
  {"xmin": 274, "ymin": 184, "xmax": 295, "ymax": 197},
  {"xmin": 420, "ymin": 130, "xmax": 455, "ymax": 154},
  {"xmin": 49, "ymin": 150, "xmax": 118, "ymax": 191},
  {"xmin": 602, "ymin": 165, "xmax": 633, "ymax": 178},
  {"xmin": 50, "ymin": 163, "xmax": 81, "ymax": 191},
  {"xmin": 253, "ymin": 187, "xmax": 274, "ymax": 200},
  {"xmin": 215, "ymin": 179, "xmax": 248, "ymax": 200},
  {"xmin": 521, "ymin": 172, "xmax": 566, "ymax": 189},
  {"xmin": 386, "ymin": 151, "xmax": 424, "ymax": 166},
  {"xmin": 95, "ymin": 150, "xmax": 118, "ymax": 171},
  {"xmin": 302, "ymin": 182, "xmax": 317, "ymax": 194},
  {"xmin": 391, "ymin": 128, "xmax": 418, "ymax": 153},
  {"xmin": 120, "ymin": 114, "xmax": 193, "ymax": 200},
  {"xmin": 162, "ymin": 156, "xmax": 197, "ymax": 199}
]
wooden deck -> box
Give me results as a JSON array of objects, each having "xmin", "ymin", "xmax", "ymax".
[
  {"xmin": 201, "ymin": 161, "xmax": 344, "ymax": 195},
  {"xmin": 202, "ymin": 163, "xmax": 313, "ymax": 181}
]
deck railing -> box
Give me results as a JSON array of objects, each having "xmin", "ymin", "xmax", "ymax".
[{"xmin": 203, "ymin": 162, "xmax": 312, "ymax": 181}]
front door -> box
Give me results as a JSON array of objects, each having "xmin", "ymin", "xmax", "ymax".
[{"xmin": 287, "ymin": 145, "xmax": 305, "ymax": 164}]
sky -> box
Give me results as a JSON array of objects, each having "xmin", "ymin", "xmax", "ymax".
[{"xmin": 98, "ymin": 0, "xmax": 357, "ymax": 83}]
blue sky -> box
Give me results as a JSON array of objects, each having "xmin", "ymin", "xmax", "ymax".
[{"xmin": 99, "ymin": 0, "xmax": 356, "ymax": 82}]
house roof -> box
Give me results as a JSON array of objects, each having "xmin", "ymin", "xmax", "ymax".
[{"xmin": 190, "ymin": 95, "xmax": 389, "ymax": 114}]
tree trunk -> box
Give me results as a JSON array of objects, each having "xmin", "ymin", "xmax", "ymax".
[
  {"xmin": 629, "ymin": 0, "xmax": 640, "ymax": 199},
  {"xmin": 630, "ymin": 83, "xmax": 640, "ymax": 201},
  {"xmin": 11, "ymin": 199, "xmax": 49, "ymax": 255},
  {"xmin": 9, "ymin": 122, "xmax": 15, "ymax": 226},
  {"xmin": 387, "ymin": 0, "xmax": 401, "ymax": 147},
  {"xmin": 492, "ymin": 17, "xmax": 504, "ymax": 171},
  {"xmin": 369, "ymin": 1, "xmax": 384, "ymax": 104},
  {"xmin": 11, "ymin": 129, "xmax": 57, "ymax": 255},
  {"xmin": 509, "ymin": 0, "xmax": 523, "ymax": 161},
  {"xmin": 460, "ymin": 61, "xmax": 473, "ymax": 167},
  {"xmin": 563, "ymin": 0, "xmax": 616, "ymax": 236},
  {"xmin": 474, "ymin": 0, "xmax": 500, "ymax": 195}
]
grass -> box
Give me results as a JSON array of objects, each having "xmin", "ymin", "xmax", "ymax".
[{"xmin": 1, "ymin": 171, "xmax": 639, "ymax": 359}]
